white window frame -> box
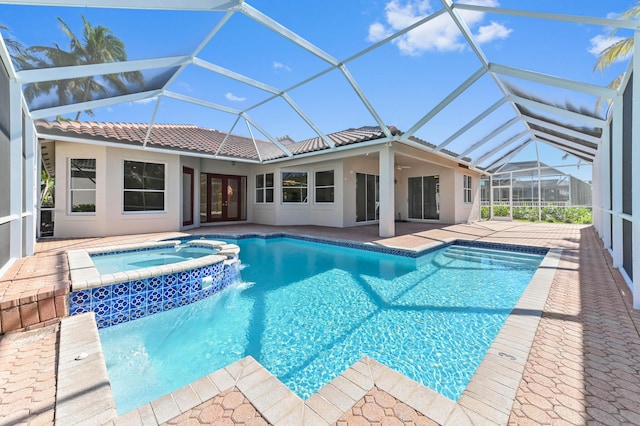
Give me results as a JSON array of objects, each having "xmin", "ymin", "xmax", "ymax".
[
  {"xmin": 68, "ymin": 158, "xmax": 96, "ymax": 216},
  {"xmin": 281, "ymin": 171, "xmax": 308, "ymax": 204},
  {"xmin": 314, "ymin": 170, "xmax": 335, "ymax": 204},
  {"xmin": 464, "ymin": 175, "xmax": 472, "ymax": 204},
  {"xmin": 255, "ymin": 172, "xmax": 274, "ymax": 204},
  {"xmin": 122, "ymin": 159, "xmax": 166, "ymax": 214}
]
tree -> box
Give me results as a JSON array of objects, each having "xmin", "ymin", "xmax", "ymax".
[
  {"xmin": 593, "ymin": 3, "xmax": 640, "ymax": 89},
  {"xmin": 23, "ymin": 16, "xmax": 143, "ymax": 120},
  {"xmin": 0, "ymin": 24, "xmax": 33, "ymax": 70}
]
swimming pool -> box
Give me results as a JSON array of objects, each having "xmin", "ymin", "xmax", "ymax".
[{"xmin": 99, "ymin": 237, "xmax": 545, "ymax": 415}]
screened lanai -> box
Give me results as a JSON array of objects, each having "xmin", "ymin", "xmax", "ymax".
[{"xmin": 0, "ymin": 0, "xmax": 639, "ymax": 307}]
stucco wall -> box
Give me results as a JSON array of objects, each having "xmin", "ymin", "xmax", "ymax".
[
  {"xmin": 51, "ymin": 139, "xmax": 481, "ymax": 237},
  {"xmin": 54, "ymin": 142, "xmax": 182, "ymax": 238}
]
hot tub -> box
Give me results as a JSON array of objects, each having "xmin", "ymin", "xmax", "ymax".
[{"xmin": 67, "ymin": 240, "xmax": 241, "ymax": 328}]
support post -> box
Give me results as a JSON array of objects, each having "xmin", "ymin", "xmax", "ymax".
[
  {"xmin": 611, "ymin": 94, "xmax": 623, "ymax": 268},
  {"xmin": 601, "ymin": 119, "xmax": 612, "ymax": 249},
  {"xmin": 378, "ymin": 144, "xmax": 395, "ymax": 237},
  {"xmin": 24, "ymin": 118, "xmax": 36, "ymax": 256},
  {"xmin": 632, "ymin": 30, "xmax": 640, "ymax": 308},
  {"xmin": 9, "ymin": 79, "xmax": 22, "ymax": 260}
]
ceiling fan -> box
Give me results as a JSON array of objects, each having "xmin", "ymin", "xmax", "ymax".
[{"xmin": 395, "ymin": 163, "xmax": 411, "ymax": 170}]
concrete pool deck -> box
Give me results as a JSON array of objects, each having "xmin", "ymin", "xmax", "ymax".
[{"xmin": 1, "ymin": 221, "xmax": 639, "ymax": 425}]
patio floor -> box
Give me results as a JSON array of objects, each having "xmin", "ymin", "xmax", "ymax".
[{"xmin": 1, "ymin": 221, "xmax": 639, "ymax": 425}]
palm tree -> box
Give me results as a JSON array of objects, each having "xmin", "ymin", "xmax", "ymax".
[
  {"xmin": 24, "ymin": 16, "xmax": 143, "ymax": 120},
  {"xmin": 0, "ymin": 24, "xmax": 33, "ymax": 70},
  {"xmin": 593, "ymin": 3, "xmax": 640, "ymax": 89}
]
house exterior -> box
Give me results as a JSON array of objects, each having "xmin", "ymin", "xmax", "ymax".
[{"xmin": 36, "ymin": 120, "xmax": 482, "ymax": 239}]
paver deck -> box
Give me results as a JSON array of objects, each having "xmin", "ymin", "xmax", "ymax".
[{"xmin": 1, "ymin": 221, "xmax": 638, "ymax": 425}]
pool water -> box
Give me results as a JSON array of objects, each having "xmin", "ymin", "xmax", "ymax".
[
  {"xmin": 91, "ymin": 246, "xmax": 215, "ymax": 274},
  {"xmin": 99, "ymin": 238, "xmax": 544, "ymax": 415}
]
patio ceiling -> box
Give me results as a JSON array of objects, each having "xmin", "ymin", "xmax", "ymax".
[{"xmin": 0, "ymin": 0, "xmax": 636, "ymax": 175}]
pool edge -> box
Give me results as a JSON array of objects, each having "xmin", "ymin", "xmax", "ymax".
[{"xmin": 57, "ymin": 241, "xmax": 561, "ymax": 425}]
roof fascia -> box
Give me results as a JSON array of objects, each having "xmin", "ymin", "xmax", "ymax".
[
  {"xmin": 29, "ymin": 89, "xmax": 162, "ymax": 119},
  {"xmin": 16, "ymin": 56, "xmax": 190, "ymax": 84},
  {"xmin": 452, "ymin": 3, "xmax": 640, "ymax": 30},
  {"xmin": 0, "ymin": 0, "xmax": 241, "ymax": 10}
]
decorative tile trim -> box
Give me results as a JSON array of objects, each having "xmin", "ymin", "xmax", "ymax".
[
  {"xmin": 68, "ymin": 242, "xmax": 241, "ymax": 329},
  {"xmin": 69, "ymin": 260, "xmax": 242, "ymax": 329}
]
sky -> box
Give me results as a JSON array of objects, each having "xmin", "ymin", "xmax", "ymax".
[{"xmin": 0, "ymin": 0, "xmax": 636, "ymax": 180}]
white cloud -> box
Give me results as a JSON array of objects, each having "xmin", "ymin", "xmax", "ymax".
[
  {"xmin": 273, "ymin": 61, "xmax": 292, "ymax": 72},
  {"xmin": 475, "ymin": 21, "xmax": 512, "ymax": 44},
  {"xmin": 368, "ymin": 0, "xmax": 511, "ymax": 55},
  {"xmin": 225, "ymin": 92, "xmax": 246, "ymax": 102},
  {"xmin": 367, "ymin": 22, "xmax": 391, "ymax": 42},
  {"xmin": 588, "ymin": 33, "xmax": 626, "ymax": 57}
]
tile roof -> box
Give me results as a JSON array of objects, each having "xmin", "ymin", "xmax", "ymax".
[
  {"xmin": 35, "ymin": 121, "xmax": 400, "ymax": 162},
  {"xmin": 35, "ymin": 120, "xmax": 288, "ymax": 161},
  {"xmin": 35, "ymin": 120, "xmax": 470, "ymax": 164}
]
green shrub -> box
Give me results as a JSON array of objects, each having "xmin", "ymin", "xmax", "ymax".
[{"xmin": 480, "ymin": 206, "xmax": 592, "ymax": 224}]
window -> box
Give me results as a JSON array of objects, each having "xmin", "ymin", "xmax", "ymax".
[
  {"xmin": 282, "ymin": 172, "xmax": 307, "ymax": 203},
  {"xmin": 123, "ymin": 160, "xmax": 165, "ymax": 212},
  {"xmin": 464, "ymin": 175, "xmax": 472, "ymax": 204},
  {"xmin": 69, "ymin": 158, "xmax": 96, "ymax": 213},
  {"xmin": 255, "ymin": 172, "xmax": 274, "ymax": 203},
  {"xmin": 315, "ymin": 170, "xmax": 334, "ymax": 203}
]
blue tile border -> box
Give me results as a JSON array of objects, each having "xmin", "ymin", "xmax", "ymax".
[{"xmin": 70, "ymin": 256, "xmax": 239, "ymax": 329}]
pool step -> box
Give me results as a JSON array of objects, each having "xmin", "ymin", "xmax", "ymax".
[{"xmin": 442, "ymin": 245, "xmax": 542, "ymax": 266}]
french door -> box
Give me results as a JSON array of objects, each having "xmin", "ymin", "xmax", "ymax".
[{"xmin": 200, "ymin": 174, "xmax": 246, "ymax": 223}]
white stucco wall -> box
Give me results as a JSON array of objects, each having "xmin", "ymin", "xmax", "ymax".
[
  {"xmin": 51, "ymin": 138, "xmax": 482, "ymax": 238},
  {"xmin": 453, "ymin": 169, "xmax": 482, "ymax": 224},
  {"xmin": 54, "ymin": 142, "xmax": 182, "ymax": 238}
]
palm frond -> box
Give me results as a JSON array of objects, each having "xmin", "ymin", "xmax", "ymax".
[{"xmin": 593, "ymin": 38, "xmax": 634, "ymax": 73}]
